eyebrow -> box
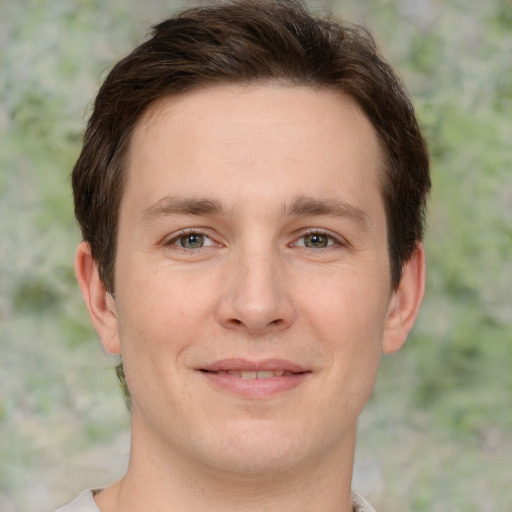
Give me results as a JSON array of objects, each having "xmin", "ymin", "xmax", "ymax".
[
  {"xmin": 140, "ymin": 196, "xmax": 225, "ymax": 224},
  {"xmin": 285, "ymin": 196, "xmax": 371, "ymax": 229},
  {"xmin": 140, "ymin": 194, "xmax": 370, "ymax": 228}
]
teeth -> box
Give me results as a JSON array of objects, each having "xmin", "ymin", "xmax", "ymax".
[
  {"xmin": 224, "ymin": 370, "xmax": 287, "ymax": 379},
  {"xmin": 255, "ymin": 371, "xmax": 275, "ymax": 380}
]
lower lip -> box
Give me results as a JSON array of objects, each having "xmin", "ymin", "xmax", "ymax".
[{"xmin": 200, "ymin": 371, "xmax": 309, "ymax": 398}]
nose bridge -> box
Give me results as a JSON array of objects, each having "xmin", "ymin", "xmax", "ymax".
[{"xmin": 216, "ymin": 236, "xmax": 295, "ymax": 333}]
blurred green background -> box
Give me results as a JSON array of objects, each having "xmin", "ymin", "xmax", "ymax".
[{"xmin": 0, "ymin": 0, "xmax": 510, "ymax": 511}]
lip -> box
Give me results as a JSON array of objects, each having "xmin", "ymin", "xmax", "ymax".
[
  {"xmin": 201, "ymin": 358, "xmax": 308, "ymax": 373},
  {"xmin": 198, "ymin": 358, "xmax": 311, "ymax": 398}
]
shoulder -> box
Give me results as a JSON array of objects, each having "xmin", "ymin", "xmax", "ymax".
[
  {"xmin": 351, "ymin": 491, "xmax": 377, "ymax": 512},
  {"xmin": 54, "ymin": 490, "xmax": 101, "ymax": 512}
]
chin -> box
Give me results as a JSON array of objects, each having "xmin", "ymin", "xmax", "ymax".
[{"xmin": 189, "ymin": 419, "xmax": 324, "ymax": 478}]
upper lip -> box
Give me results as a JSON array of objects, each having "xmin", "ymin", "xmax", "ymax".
[{"xmin": 199, "ymin": 358, "xmax": 309, "ymax": 374}]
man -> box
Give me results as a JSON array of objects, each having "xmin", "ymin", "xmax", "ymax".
[{"xmin": 57, "ymin": 1, "xmax": 430, "ymax": 511}]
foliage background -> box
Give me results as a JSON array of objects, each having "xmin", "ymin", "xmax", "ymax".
[{"xmin": 0, "ymin": 0, "xmax": 510, "ymax": 511}]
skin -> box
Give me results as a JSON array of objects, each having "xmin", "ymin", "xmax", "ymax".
[{"xmin": 75, "ymin": 85, "xmax": 425, "ymax": 512}]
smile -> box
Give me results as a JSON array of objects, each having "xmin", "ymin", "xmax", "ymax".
[
  {"xmin": 198, "ymin": 359, "xmax": 310, "ymax": 398},
  {"xmin": 204, "ymin": 370, "xmax": 296, "ymax": 379}
]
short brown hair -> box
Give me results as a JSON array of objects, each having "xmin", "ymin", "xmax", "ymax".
[{"xmin": 72, "ymin": 0, "xmax": 430, "ymax": 292}]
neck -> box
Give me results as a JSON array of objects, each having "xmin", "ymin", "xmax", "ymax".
[{"xmin": 95, "ymin": 417, "xmax": 357, "ymax": 512}]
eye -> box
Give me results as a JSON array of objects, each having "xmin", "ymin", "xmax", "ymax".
[
  {"xmin": 170, "ymin": 231, "xmax": 215, "ymax": 249},
  {"xmin": 294, "ymin": 231, "xmax": 340, "ymax": 249}
]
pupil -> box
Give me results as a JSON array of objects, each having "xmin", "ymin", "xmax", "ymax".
[
  {"xmin": 307, "ymin": 234, "xmax": 327, "ymax": 248},
  {"xmin": 182, "ymin": 234, "xmax": 203, "ymax": 248}
]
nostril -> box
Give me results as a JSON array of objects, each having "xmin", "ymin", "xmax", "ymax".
[{"xmin": 226, "ymin": 317, "xmax": 283, "ymax": 330}]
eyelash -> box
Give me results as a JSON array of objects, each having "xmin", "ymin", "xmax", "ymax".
[
  {"xmin": 163, "ymin": 228, "xmax": 346, "ymax": 250},
  {"xmin": 164, "ymin": 229, "xmax": 217, "ymax": 249},
  {"xmin": 292, "ymin": 229, "xmax": 345, "ymax": 249}
]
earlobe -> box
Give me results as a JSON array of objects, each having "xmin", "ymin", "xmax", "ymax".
[
  {"xmin": 382, "ymin": 243, "xmax": 426, "ymax": 355},
  {"xmin": 74, "ymin": 241, "xmax": 121, "ymax": 355}
]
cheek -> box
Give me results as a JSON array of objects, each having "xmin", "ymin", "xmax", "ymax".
[
  {"xmin": 301, "ymin": 268, "xmax": 390, "ymax": 379},
  {"xmin": 304, "ymin": 267, "xmax": 389, "ymax": 329},
  {"xmin": 113, "ymin": 265, "xmax": 220, "ymax": 359}
]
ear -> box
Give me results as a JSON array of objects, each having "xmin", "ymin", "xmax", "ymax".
[
  {"xmin": 74, "ymin": 241, "xmax": 121, "ymax": 355},
  {"xmin": 382, "ymin": 243, "xmax": 426, "ymax": 355}
]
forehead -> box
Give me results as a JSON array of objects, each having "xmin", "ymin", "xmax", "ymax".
[
  {"xmin": 124, "ymin": 84, "xmax": 385, "ymax": 216},
  {"xmin": 137, "ymin": 84, "xmax": 380, "ymax": 151}
]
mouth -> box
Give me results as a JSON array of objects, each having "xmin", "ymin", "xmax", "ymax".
[
  {"xmin": 198, "ymin": 359, "xmax": 310, "ymax": 397},
  {"xmin": 199, "ymin": 358, "xmax": 309, "ymax": 376},
  {"xmin": 201, "ymin": 369, "xmax": 299, "ymax": 379}
]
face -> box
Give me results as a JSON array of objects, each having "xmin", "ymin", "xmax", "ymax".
[{"xmin": 78, "ymin": 85, "xmax": 424, "ymax": 479}]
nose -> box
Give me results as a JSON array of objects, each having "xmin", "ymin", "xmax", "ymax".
[{"xmin": 215, "ymin": 245, "xmax": 296, "ymax": 335}]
